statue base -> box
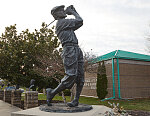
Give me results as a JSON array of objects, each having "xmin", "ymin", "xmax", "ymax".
[
  {"xmin": 11, "ymin": 105, "xmax": 111, "ymax": 116},
  {"xmin": 39, "ymin": 103, "xmax": 92, "ymax": 113}
]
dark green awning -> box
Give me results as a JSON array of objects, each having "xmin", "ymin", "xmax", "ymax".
[{"xmin": 92, "ymin": 50, "xmax": 150, "ymax": 63}]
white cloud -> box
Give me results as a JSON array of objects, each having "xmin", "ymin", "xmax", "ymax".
[{"xmin": 0, "ymin": 0, "xmax": 150, "ymax": 56}]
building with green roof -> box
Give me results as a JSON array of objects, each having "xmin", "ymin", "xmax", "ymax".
[
  {"xmin": 81, "ymin": 50, "xmax": 150, "ymax": 100},
  {"xmin": 93, "ymin": 50, "xmax": 150, "ymax": 63}
]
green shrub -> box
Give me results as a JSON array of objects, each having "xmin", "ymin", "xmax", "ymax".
[{"xmin": 96, "ymin": 61, "xmax": 108, "ymax": 100}]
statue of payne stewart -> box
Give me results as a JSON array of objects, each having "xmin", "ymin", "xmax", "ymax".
[{"xmin": 46, "ymin": 5, "xmax": 84, "ymax": 107}]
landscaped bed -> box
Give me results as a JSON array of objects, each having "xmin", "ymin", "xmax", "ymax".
[
  {"xmin": 38, "ymin": 94, "xmax": 150, "ymax": 111},
  {"xmin": 20, "ymin": 93, "xmax": 150, "ymax": 116}
]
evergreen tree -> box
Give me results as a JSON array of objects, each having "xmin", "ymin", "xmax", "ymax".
[
  {"xmin": 0, "ymin": 23, "xmax": 63, "ymax": 90},
  {"xmin": 96, "ymin": 61, "xmax": 108, "ymax": 100}
]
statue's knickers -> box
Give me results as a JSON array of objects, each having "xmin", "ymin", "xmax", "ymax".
[{"xmin": 61, "ymin": 45, "xmax": 84, "ymax": 88}]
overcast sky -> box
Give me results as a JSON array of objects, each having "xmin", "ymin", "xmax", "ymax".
[{"xmin": 0, "ymin": 0, "xmax": 150, "ymax": 56}]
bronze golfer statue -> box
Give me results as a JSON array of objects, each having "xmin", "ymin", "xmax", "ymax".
[{"xmin": 46, "ymin": 5, "xmax": 84, "ymax": 107}]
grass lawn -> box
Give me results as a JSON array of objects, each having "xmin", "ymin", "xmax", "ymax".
[{"xmin": 38, "ymin": 94, "xmax": 150, "ymax": 111}]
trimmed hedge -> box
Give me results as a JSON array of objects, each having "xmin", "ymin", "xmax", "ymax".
[{"xmin": 96, "ymin": 61, "xmax": 108, "ymax": 100}]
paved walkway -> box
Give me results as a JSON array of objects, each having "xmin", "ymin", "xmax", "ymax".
[{"xmin": 0, "ymin": 100, "xmax": 22, "ymax": 116}]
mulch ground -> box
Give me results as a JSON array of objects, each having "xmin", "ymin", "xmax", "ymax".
[{"xmin": 127, "ymin": 110, "xmax": 150, "ymax": 116}]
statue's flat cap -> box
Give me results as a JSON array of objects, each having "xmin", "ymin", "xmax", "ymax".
[{"xmin": 51, "ymin": 5, "xmax": 65, "ymax": 15}]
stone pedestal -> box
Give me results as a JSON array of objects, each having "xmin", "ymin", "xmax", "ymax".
[
  {"xmin": 11, "ymin": 105, "xmax": 111, "ymax": 116},
  {"xmin": 4, "ymin": 90, "xmax": 12, "ymax": 103},
  {"xmin": 24, "ymin": 91, "xmax": 38, "ymax": 109},
  {"xmin": 11, "ymin": 90, "xmax": 22, "ymax": 107},
  {"xmin": 0, "ymin": 90, "xmax": 4, "ymax": 100},
  {"xmin": 39, "ymin": 103, "xmax": 93, "ymax": 113}
]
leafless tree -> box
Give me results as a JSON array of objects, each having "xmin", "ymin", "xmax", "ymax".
[{"xmin": 33, "ymin": 49, "xmax": 67, "ymax": 103}]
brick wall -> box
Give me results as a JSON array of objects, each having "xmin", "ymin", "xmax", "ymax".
[
  {"xmin": 0, "ymin": 90, "xmax": 4, "ymax": 100},
  {"xmin": 82, "ymin": 59, "xmax": 150, "ymax": 99},
  {"xmin": 11, "ymin": 90, "xmax": 22, "ymax": 107},
  {"xmin": 119, "ymin": 59, "xmax": 150, "ymax": 98},
  {"xmin": 3, "ymin": 90, "xmax": 12, "ymax": 103},
  {"xmin": 24, "ymin": 91, "xmax": 38, "ymax": 109}
]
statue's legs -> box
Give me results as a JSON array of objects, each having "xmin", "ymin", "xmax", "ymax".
[
  {"xmin": 47, "ymin": 75, "xmax": 76, "ymax": 106},
  {"xmin": 47, "ymin": 46, "xmax": 84, "ymax": 107},
  {"xmin": 67, "ymin": 49, "xmax": 84, "ymax": 107},
  {"xmin": 67, "ymin": 82, "xmax": 84, "ymax": 107},
  {"xmin": 46, "ymin": 83, "xmax": 65, "ymax": 106}
]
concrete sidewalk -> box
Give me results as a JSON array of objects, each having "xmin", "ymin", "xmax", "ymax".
[{"xmin": 0, "ymin": 100, "xmax": 22, "ymax": 116}]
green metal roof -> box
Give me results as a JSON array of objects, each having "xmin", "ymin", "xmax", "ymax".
[{"xmin": 93, "ymin": 50, "xmax": 150, "ymax": 63}]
